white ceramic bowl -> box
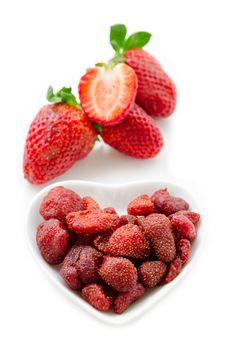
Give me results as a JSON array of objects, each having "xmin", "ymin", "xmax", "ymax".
[{"xmin": 27, "ymin": 180, "xmax": 203, "ymax": 325}]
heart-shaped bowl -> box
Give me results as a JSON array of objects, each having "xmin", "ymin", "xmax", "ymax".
[{"xmin": 27, "ymin": 180, "xmax": 204, "ymax": 325}]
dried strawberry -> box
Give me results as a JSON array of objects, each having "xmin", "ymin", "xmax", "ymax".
[
  {"xmin": 171, "ymin": 214, "xmax": 196, "ymax": 240},
  {"xmin": 60, "ymin": 266, "xmax": 82, "ymax": 290},
  {"xmin": 93, "ymin": 231, "xmax": 112, "ymax": 254},
  {"xmin": 68, "ymin": 232, "xmax": 95, "ymax": 247},
  {"xmin": 178, "ymin": 239, "xmax": 191, "ymax": 264},
  {"xmin": 114, "ymin": 283, "xmax": 145, "ymax": 314},
  {"xmin": 151, "ymin": 188, "xmax": 169, "ymax": 202},
  {"xmin": 169, "ymin": 210, "xmax": 200, "ymax": 225},
  {"xmin": 36, "ymin": 219, "xmax": 69, "ymax": 265},
  {"xmin": 138, "ymin": 261, "xmax": 167, "ymax": 288},
  {"xmin": 162, "ymin": 257, "xmax": 182, "ymax": 284},
  {"xmin": 103, "ymin": 207, "xmax": 117, "ymax": 215},
  {"xmin": 77, "ymin": 246, "xmax": 103, "ymax": 284},
  {"xmin": 139, "ymin": 213, "xmax": 176, "ymax": 262},
  {"xmin": 127, "ymin": 194, "xmax": 155, "ymax": 216},
  {"xmin": 82, "ymin": 196, "xmax": 100, "ymax": 210},
  {"xmin": 66, "ymin": 209, "xmax": 118, "ymax": 234},
  {"xmin": 60, "ymin": 245, "xmax": 102, "ymax": 289},
  {"xmin": 82, "ymin": 284, "xmax": 112, "ymax": 311},
  {"xmin": 107, "ymin": 224, "xmax": 150, "ymax": 259},
  {"xmin": 152, "ymin": 188, "xmax": 189, "ymax": 216},
  {"xmin": 119, "ymin": 215, "xmax": 139, "ymax": 227},
  {"xmin": 60, "ymin": 246, "xmax": 83, "ymax": 290},
  {"xmin": 40, "ymin": 186, "xmax": 82, "ymax": 222},
  {"xmin": 99, "ymin": 256, "xmax": 138, "ymax": 292}
]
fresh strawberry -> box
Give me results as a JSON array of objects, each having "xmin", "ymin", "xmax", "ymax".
[
  {"xmin": 125, "ymin": 49, "xmax": 177, "ymax": 117},
  {"xmin": 108, "ymin": 24, "xmax": 177, "ymax": 117},
  {"xmin": 78, "ymin": 63, "xmax": 137, "ymax": 125},
  {"xmin": 101, "ymin": 103, "xmax": 163, "ymax": 158},
  {"xmin": 23, "ymin": 87, "xmax": 97, "ymax": 184}
]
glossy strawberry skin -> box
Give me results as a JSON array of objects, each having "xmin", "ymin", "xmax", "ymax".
[
  {"xmin": 23, "ymin": 103, "xmax": 97, "ymax": 184},
  {"xmin": 101, "ymin": 103, "xmax": 163, "ymax": 159},
  {"xmin": 125, "ymin": 49, "xmax": 177, "ymax": 118}
]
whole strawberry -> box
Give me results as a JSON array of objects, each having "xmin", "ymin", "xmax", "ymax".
[
  {"xmin": 101, "ymin": 103, "xmax": 163, "ymax": 158},
  {"xmin": 23, "ymin": 87, "xmax": 97, "ymax": 184},
  {"xmin": 108, "ymin": 24, "xmax": 177, "ymax": 117}
]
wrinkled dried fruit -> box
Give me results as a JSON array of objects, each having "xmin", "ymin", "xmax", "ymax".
[
  {"xmin": 139, "ymin": 213, "xmax": 176, "ymax": 262},
  {"xmin": 114, "ymin": 283, "xmax": 145, "ymax": 314},
  {"xmin": 169, "ymin": 210, "xmax": 200, "ymax": 225},
  {"xmin": 103, "ymin": 207, "xmax": 118, "ymax": 215},
  {"xmin": 60, "ymin": 265, "xmax": 82, "ymax": 290},
  {"xmin": 66, "ymin": 209, "xmax": 118, "ymax": 234},
  {"xmin": 60, "ymin": 245, "xmax": 83, "ymax": 290},
  {"xmin": 60, "ymin": 245, "xmax": 102, "ymax": 288},
  {"xmin": 152, "ymin": 188, "xmax": 189, "ymax": 216},
  {"xmin": 93, "ymin": 231, "xmax": 112, "ymax": 254},
  {"xmin": 36, "ymin": 219, "xmax": 69, "ymax": 265},
  {"xmin": 82, "ymin": 196, "xmax": 100, "ymax": 210},
  {"xmin": 40, "ymin": 186, "xmax": 82, "ymax": 222},
  {"xmin": 127, "ymin": 194, "xmax": 155, "ymax": 216},
  {"xmin": 162, "ymin": 257, "xmax": 182, "ymax": 284},
  {"xmin": 171, "ymin": 214, "xmax": 196, "ymax": 240},
  {"xmin": 68, "ymin": 232, "xmax": 95, "ymax": 247},
  {"xmin": 82, "ymin": 284, "xmax": 112, "ymax": 311},
  {"xmin": 99, "ymin": 256, "xmax": 138, "ymax": 292},
  {"xmin": 178, "ymin": 239, "xmax": 191, "ymax": 264},
  {"xmin": 138, "ymin": 261, "xmax": 167, "ymax": 288},
  {"xmin": 77, "ymin": 246, "xmax": 103, "ymax": 284},
  {"xmin": 119, "ymin": 214, "xmax": 139, "ymax": 227},
  {"xmin": 107, "ymin": 224, "xmax": 150, "ymax": 259}
]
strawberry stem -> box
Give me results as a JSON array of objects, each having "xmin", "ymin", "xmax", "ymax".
[
  {"xmin": 110, "ymin": 24, "xmax": 152, "ymax": 54},
  {"xmin": 92, "ymin": 122, "xmax": 103, "ymax": 134},
  {"xmin": 47, "ymin": 86, "xmax": 81, "ymax": 108}
]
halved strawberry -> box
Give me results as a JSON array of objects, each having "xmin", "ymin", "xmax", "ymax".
[{"xmin": 78, "ymin": 63, "xmax": 137, "ymax": 125}]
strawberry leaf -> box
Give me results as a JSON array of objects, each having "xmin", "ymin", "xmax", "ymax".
[
  {"xmin": 47, "ymin": 86, "xmax": 62, "ymax": 103},
  {"xmin": 110, "ymin": 24, "xmax": 127, "ymax": 53},
  {"xmin": 123, "ymin": 31, "xmax": 151, "ymax": 51},
  {"xmin": 47, "ymin": 86, "xmax": 80, "ymax": 107}
]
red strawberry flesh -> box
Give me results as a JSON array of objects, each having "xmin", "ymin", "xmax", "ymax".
[{"xmin": 79, "ymin": 63, "xmax": 137, "ymax": 125}]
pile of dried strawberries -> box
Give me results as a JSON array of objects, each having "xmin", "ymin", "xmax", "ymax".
[{"xmin": 36, "ymin": 186, "xmax": 200, "ymax": 314}]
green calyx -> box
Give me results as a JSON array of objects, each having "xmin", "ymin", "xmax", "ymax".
[
  {"xmin": 95, "ymin": 24, "xmax": 151, "ymax": 70},
  {"xmin": 92, "ymin": 122, "xmax": 103, "ymax": 134},
  {"xmin": 110, "ymin": 24, "xmax": 152, "ymax": 54},
  {"xmin": 47, "ymin": 86, "xmax": 80, "ymax": 107}
]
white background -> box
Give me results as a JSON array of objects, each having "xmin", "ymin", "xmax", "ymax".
[{"xmin": 0, "ymin": 0, "xmax": 225, "ymax": 349}]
